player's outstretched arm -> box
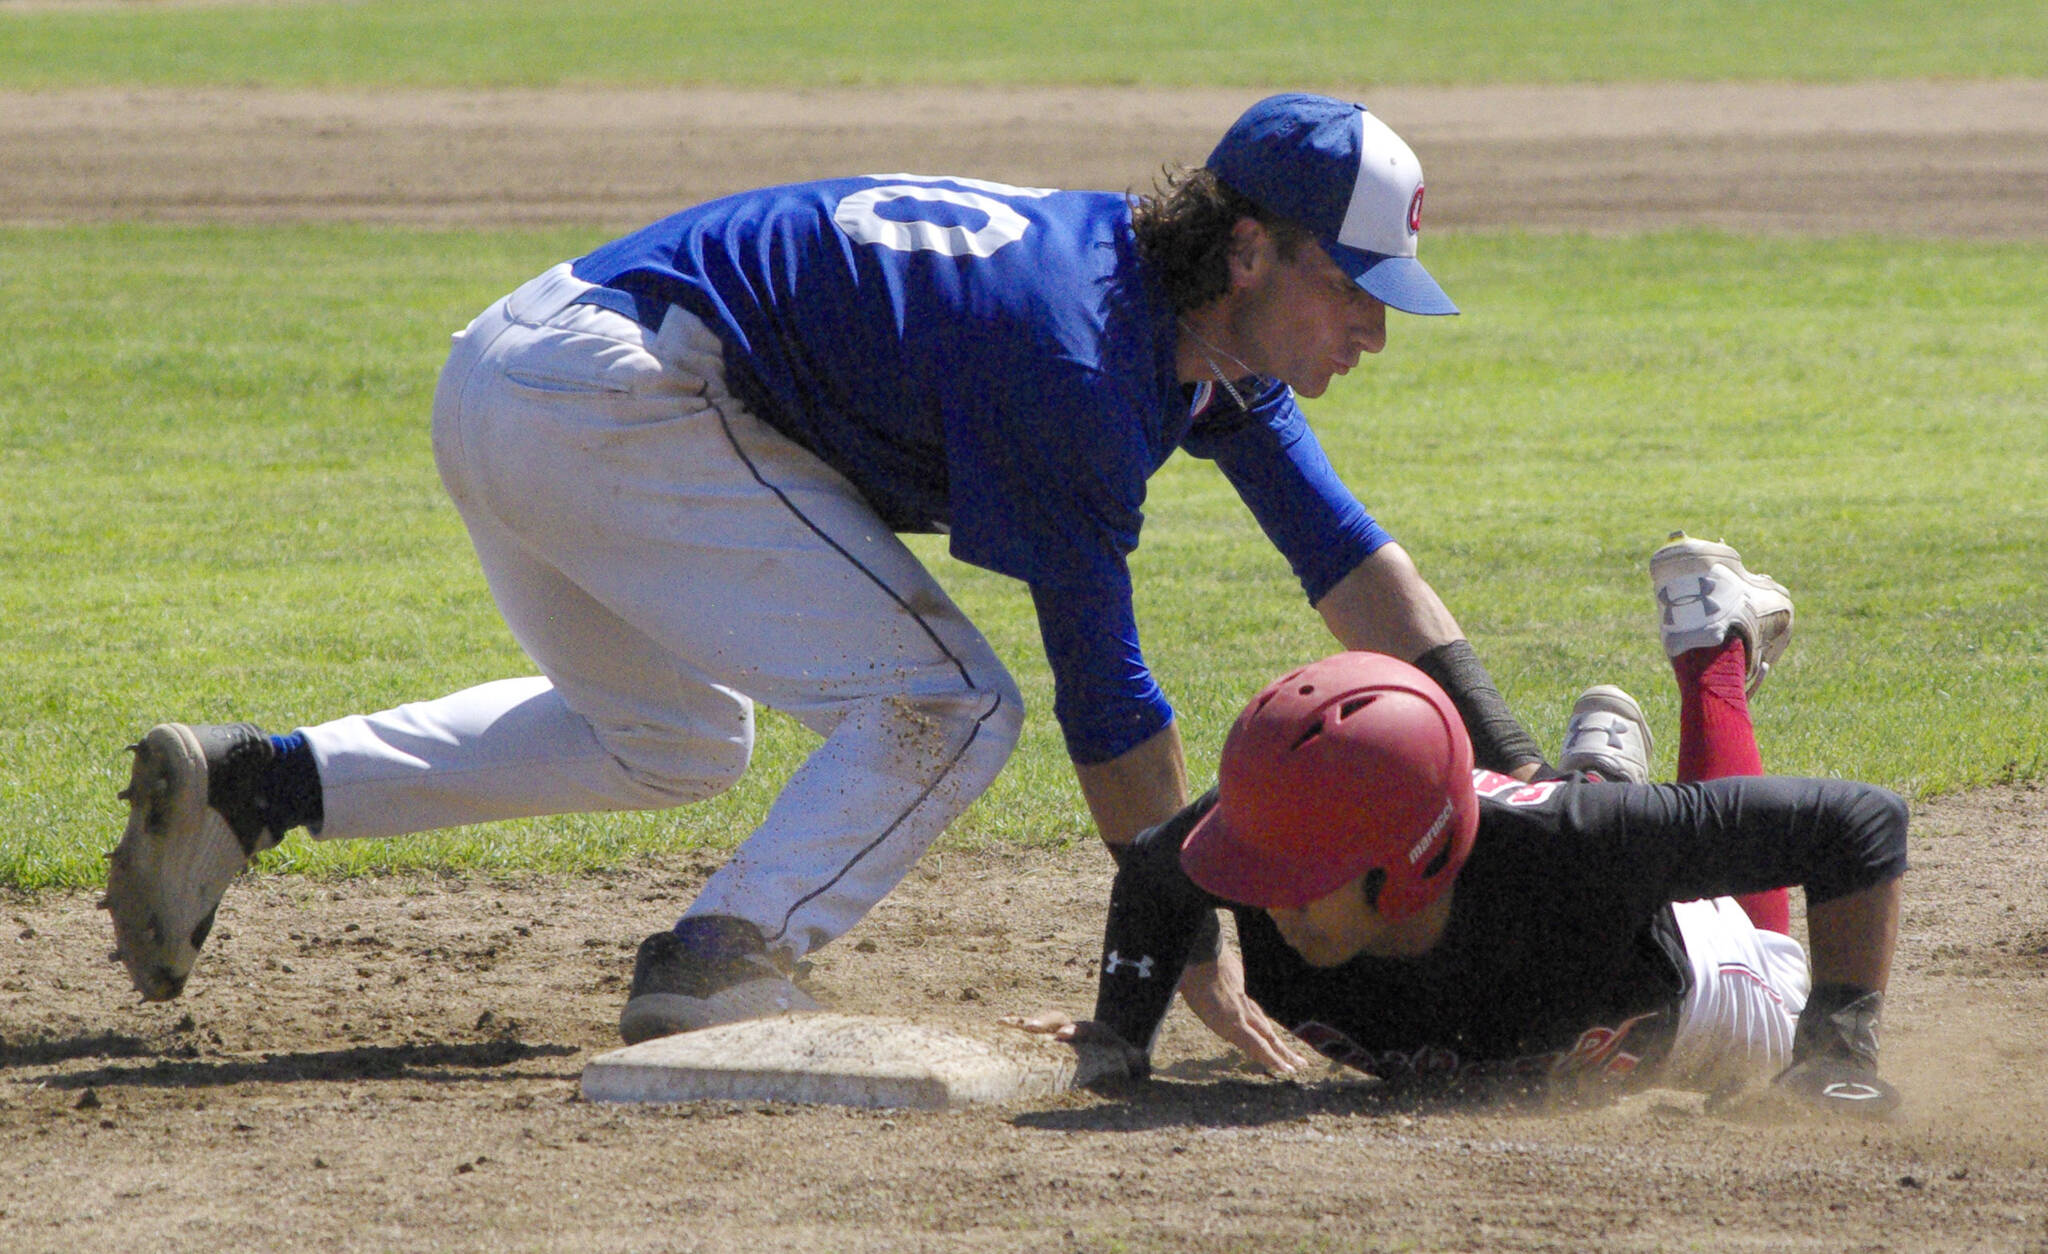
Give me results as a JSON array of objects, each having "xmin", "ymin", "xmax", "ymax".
[
  {"xmin": 1072, "ymin": 725, "xmax": 1299, "ymax": 1072},
  {"xmin": 1311, "ymin": 541, "xmax": 1461, "ymax": 659},
  {"xmin": 1806, "ymin": 875, "xmax": 1901, "ymax": 995},
  {"xmin": 1772, "ymin": 875, "xmax": 1905, "ymax": 1117},
  {"xmin": 1175, "ymin": 943, "xmax": 1308, "ymax": 1075},
  {"xmin": 1772, "ymin": 790, "xmax": 1907, "ymax": 1118},
  {"xmin": 1073, "ymin": 721, "xmax": 1189, "ymax": 848},
  {"xmin": 1313, "ymin": 544, "xmax": 1545, "ymax": 778}
]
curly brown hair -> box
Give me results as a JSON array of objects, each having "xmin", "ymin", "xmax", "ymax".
[{"xmin": 1129, "ymin": 166, "xmax": 1313, "ymax": 314}]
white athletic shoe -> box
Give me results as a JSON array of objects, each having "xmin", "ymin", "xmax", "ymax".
[
  {"xmin": 619, "ymin": 916, "xmax": 822, "ymax": 1044},
  {"xmin": 1558, "ymin": 685, "xmax": 1653, "ymax": 784},
  {"xmin": 1650, "ymin": 532, "xmax": 1794, "ymax": 695},
  {"xmin": 103, "ymin": 723, "xmax": 285, "ymax": 1001}
]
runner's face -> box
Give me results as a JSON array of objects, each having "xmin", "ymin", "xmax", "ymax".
[
  {"xmin": 1265, "ymin": 873, "xmax": 1377, "ymax": 968},
  {"xmin": 1266, "ymin": 869, "xmax": 1456, "ymax": 965},
  {"xmin": 1227, "ymin": 230, "xmax": 1388, "ymax": 399}
]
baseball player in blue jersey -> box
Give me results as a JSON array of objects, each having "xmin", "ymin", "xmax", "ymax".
[{"xmin": 106, "ymin": 94, "xmax": 1545, "ymax": 1061}]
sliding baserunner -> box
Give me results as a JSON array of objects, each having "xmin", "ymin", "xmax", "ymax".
[{"xmin": 1016, "ymin": 535, "xmax": 1905, "ymax": 1116}]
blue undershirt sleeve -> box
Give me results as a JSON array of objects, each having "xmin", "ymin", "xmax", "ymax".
[
  {"xmin": 1184, "ymin": 387, "xmax": 1392, "ymax": 604},
  {"xmin": 1030, "ymin": 580, "xmax": 1175, "ymax": 766}
]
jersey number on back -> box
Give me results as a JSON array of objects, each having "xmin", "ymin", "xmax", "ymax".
[{"xmin": 833, "ymin": 175, "xmax": 1056, "ymax": 259}]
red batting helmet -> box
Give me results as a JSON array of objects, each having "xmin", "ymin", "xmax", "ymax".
[{"xmin": 1180, "ymin": 652, "xmax": 1478, "ymax": 916}]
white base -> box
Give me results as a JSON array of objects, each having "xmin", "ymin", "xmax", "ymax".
[{"xmin": 581, "ymin": 1012, "xmax": 1089, "ymax": 1110}]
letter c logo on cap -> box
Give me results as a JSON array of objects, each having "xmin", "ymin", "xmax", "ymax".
[{"xmin": 1407, "ymin": 185, "xmax": 1425, "ymax": 235}]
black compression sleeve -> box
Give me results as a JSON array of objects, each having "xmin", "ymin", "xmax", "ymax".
[
  {"xmin": 1186, "ymin": 908, "xmax": 1223, "ymax": 966},
  {"xmin": 1108, "ymin": 843, "xmax": 1221, "ymax": 958},
  {"xmin": 1412, "ymin": 639, "xmax": 1547, "ymax": 775},
  {"xmin": 1575, "ymin": 775, "xmax": 1910, "ymax": 910},
  {"xmin": 1091, "ymin": 800, "xmax": 1224, "ymax": 1052}
]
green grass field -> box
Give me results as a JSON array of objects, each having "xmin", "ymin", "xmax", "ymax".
[
  {"xmin": 1, "ymin": 0, "xmax": 2044, "ymax": 88},
  {"xmin": 3, "ymin": 223, "xmax": 2042, "ymax": 890},
  {"xmin": 3, "ymin": 0, "xmax": 2043, "ymax": 890}
]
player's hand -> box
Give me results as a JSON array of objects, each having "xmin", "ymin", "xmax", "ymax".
[
  {"xmin": 1177, "ymin": 944, "xmax": 1308, "ymax": 1075},
  {"xmin": 1771, "ymin": 1056, "xmax": 1902, "ymax": 1119},
  {"xmin": 1000, "ymin": 1012, "xmax": 1149, "ymax": 1082},
  {"xmin": 1002, "ymin": 1010, "xmax": 1086, "ymax": 1041},
  {"xmin": 1772, "ymin": 984, "xmax": 1899, "ymax": 1118}
]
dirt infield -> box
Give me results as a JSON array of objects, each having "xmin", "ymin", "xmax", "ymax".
[
  {"xmin": 5, "ymin": 81, "xmax": 2048, "ymax": 1253},
  {"xmin": 8, "ymin": 81, "xmax": 2048, "ymax": 236}
]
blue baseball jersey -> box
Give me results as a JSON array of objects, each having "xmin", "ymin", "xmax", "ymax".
[{"xmin": 570, "ymin": 175, "xmax": 1390, "ymax": 763}]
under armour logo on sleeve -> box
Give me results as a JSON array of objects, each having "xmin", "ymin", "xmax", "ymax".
[{"xmin": 1103, "ymin": 950, "xmax": 1155, "ymax": 979}]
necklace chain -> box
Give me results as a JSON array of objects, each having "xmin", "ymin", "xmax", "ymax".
[{"xmin": 1179, "ymin": 319, "xmax": 1257, "ymax": 412}]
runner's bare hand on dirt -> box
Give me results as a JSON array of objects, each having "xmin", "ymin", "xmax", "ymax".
[
  {"xmin": 1002, "ymin": 1010, "xmax": 1084, "ymax": 1040},
  {"xmin": 1001, "ymin": 1012, "xmax": 1150, "ymax": 1081},
  {"xmin": 1177, "ymin": 945, "xmax": 1307, "ymax": 1075},
  {"xmin": 1003, "ymin": 1010, "xmax": 1139, "ymax": 1044}
]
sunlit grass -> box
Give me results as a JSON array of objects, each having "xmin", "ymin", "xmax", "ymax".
[
  {"xmin": 1, "ymin": 0, "xmax": 2042, "ymax": 88},
  {"xmin": 2, "ymin": 224, "xmax": 2041, "ymax": 889}
]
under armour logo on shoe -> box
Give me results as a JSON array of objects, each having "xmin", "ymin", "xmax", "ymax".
[
  {"xmin": 1658, "ymin": 575, "xmax": 1722, "ymax": 624},
  {"xmin": 1576, "ymin": 715, "xmax": 1633, "ymax": 750},
  {"xmin": 1103, "ymin": 950, "xmax": 1155, "ymax": 979}
]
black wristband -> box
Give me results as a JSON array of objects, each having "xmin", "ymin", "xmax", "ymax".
[{"xmin": 1411, "ymin": 640, "xmax": 1547, "ymax": 775}]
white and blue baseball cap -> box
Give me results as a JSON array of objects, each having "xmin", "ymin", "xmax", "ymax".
[{"xmin": 1207, "ymin": 93, "xmax": 1457, "ymax": 316}]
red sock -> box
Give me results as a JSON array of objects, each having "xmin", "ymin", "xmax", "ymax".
[{"xmin": 1673, "ymin": 638, "xmax": 1791, "ymax": 934}]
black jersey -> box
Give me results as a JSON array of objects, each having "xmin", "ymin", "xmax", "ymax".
[{"xmin": 1092, "ymin": 771, "xmax": 1907, "ymax": 1090}]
